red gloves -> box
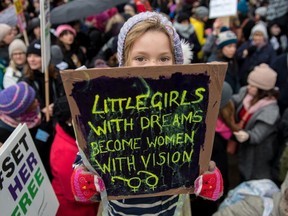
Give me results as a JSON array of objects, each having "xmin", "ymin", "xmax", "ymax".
[
  {"xmin": 71, "ymin": 163, "xmax": 223, "ymax": 202},
  {"xmin": 71, "ymin": 165, "xmax": 105, "ymax": 202},
  {"xmin": 194, "ymin": 165, "xmax": 224, "ymax": 201}
]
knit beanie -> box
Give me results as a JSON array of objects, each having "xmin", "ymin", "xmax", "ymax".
[
  {"xmin": 176, "ymin": 12, "xmax": 190, "ymax": 23},
  {"xmin": 250, "ymin": 23, "xmax": 268, "ymax": 39},
  {"xmin": 217, "ymin": 30, "xmax": 237, "ymax": 49},
  {"xmin": 28, "ymin": 17, "xmax": 40, "ymax": 32},
  {"xmin": 50, "ymin": 45, "xmax": 63, "ymax": 65},
  {"xmin": 55, "ymin": 24, "xmax": 76, "ymax": 37},
  {"xmin": 247, "ymin": 64, "xmax": 277, "ymax": 90},
  {"xmin": 8, "ymin": 39, "xmax": 27, "ymax": 57},
  {"xmin": 0, "ymin": 82, "xmax": 36, "ymax": 117},
  {"xmin": 220, "ymin": 81, "xmax": 233, "ymax": 109},
  {"xmin": 194, "ymin": 6, "xmax": 209, "ymax": 20},
  {"xmin": 255, "ymin": 7, "xmax": 267, "ymax": 18},
  {"xmin": 117, "ymin": 11, "xmax": 183, "ymax": 66},
  {"xmin": 27, "ymin": 39, "xmax": 41, "ymax": 56},
  {"xmin": 0, "ymin": 23, "xmax": 12, "ymax": 42}
]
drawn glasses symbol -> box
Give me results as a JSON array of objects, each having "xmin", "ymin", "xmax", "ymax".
[{"xmin": 111, "ymin": 170, "xmax": 159, "ymax": 192}]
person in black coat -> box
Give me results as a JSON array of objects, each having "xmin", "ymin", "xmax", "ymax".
[
  {"xmin": 236, "ymin": 23, "xmax": 276, "ymax": 86},
  {"xmin": 20, "ymin": 40, "xmax": 65, "ymax": 180},
  {"xmin": 173, "ymin": 12, "xmax": 201, "ymax": 63},
  {"xmin": 208, "ymin": 29, "xmax": 240, "ymax": 93},
  {"xmin": 271, "ymin": 52, "xmax": 288, "ymax": 115}
]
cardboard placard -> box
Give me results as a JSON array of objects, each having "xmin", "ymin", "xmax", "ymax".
[
  {"xmin": 0, "ymin": 124, "xmax": 59, "ymax": 215},
  {"xmin": 0, "ymin": 5, "xmax": 18, "ymax": 26},
  {"xmin": 61, "ymin": 63, "xmax": 227, "ymax": 199},
  {"xmin": 14, "ymin": 0, "xmax": 27, "ymax": 33},
  {"xmin": 209, "ymin": 0, "xmax": 237, "ymax": 19}
]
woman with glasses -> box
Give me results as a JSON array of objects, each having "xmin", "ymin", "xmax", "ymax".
[{"xmin": 3, "ymin": 39, "xmax": 27, "ymax": 88}]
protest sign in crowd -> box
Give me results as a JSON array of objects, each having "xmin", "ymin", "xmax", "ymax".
[{"xmin": 0, "ymin": 0, "xmax": 288, "ymax": 215}]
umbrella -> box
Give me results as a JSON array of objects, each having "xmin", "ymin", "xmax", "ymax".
[{"xmin": 50, "ymin": 0, "xmax": 129, "ymax": 24}]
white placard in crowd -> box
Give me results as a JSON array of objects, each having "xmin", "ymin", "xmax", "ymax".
[
  {"xmin": 209, "ymin": 0, "xmax": 237, "ymax": 19},
  {"xmin": 0, "ymin": 5, "xmax": 18, "ymax": 26},
  {"xmin": 0, "ymin": 124, "xmax": 59, "ymax": 216},
  {"xmin": 40, "ymin": 0, "xmax": 51, "ymax": 71}
]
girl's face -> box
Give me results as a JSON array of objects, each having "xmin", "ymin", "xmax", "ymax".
[
  {"xmin": 11, "ymin": 26, "xmax": 19, "ymax": 37},
  {"xmin": 59, "ymin": 31, "xmax": 75, "ymax": 45},
  {"xmin": 12, "ymin": 49, "xmax": 26, "ymax": 65},
  {"xmin": 124, "ymin": 4, "xmax": 136, "ymax": 16},
  {"xmin": 128, "ymin": 31, "xmax": 174, "ymax": 66},
  {"xmin": 247, "ymin": 84, "xmax": 258, "ymax": 96},
  {"xmin": 270, "ymin": 24, "xmax": 281, "ymax": 36},
  {"xmin": 26, "ymin": 99, "xmax": 39, "ymax": 113},
  {"xmin": 222, "ymin": 43, "xmax": 236, "ymax": 59},
  {"xmin": 3, "ymin": 30, "xmax": 15, "ymax": 45},
  {"xmin": 252, "ymin": 33, "xmax": 265, "ymax": 47},
  {"xmin": 33, "ymin": 26, "xmax": 41, "ymax": 39},
  {"xmin": 27, "ymin": 54, "xmax": 42, "ymax": 70}
]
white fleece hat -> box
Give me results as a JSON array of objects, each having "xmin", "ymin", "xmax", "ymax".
[
  {"xmin": 9, "ymin": 39, "xmax": 27, "ymax": 57},
  {"xmin": 255, "ymin": 7, "xmax": 267, "ymax": 18},
  {"xmin": 250, "ymin": 23, "xmax": 268, "ymax": 39},
  {"xmin": 0, "ymin": 23, "xmax": 12, "ymax": 42}
]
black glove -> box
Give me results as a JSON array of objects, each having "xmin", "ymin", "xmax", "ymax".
[{"xmin": 247, "ymin": 45, "xmax": 257, "ymax": 56}]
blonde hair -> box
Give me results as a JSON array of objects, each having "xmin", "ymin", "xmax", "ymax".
[
  {"xmin": 123, "ymin": 17, "xmax": 175, "ymax": 66},
  {"xmin": 9, "ymin": 59, "xmax": 19, "ymax": 72}
]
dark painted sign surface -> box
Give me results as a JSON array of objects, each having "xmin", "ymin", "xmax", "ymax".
[{"xmin": 71, "ymin": 73, "xmax": 209, "ymax": 196}]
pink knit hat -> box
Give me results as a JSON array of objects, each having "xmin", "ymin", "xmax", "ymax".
[
  {"xmin": 55, "ymin": 24, "xmax": 76, "ymax": 37},
  {"xmin": 248, "ymin": 64, "xmax": 277, "ymax": 90}
]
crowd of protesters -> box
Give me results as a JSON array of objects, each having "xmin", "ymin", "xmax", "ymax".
[{"xmin": 0, "ymin": 0, "xmax": 288, "ymax": 215}]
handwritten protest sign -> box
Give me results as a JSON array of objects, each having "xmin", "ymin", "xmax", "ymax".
[
  {"xmin": 14, "ymin": 0, "xmax": 27, "ymax": 33},
  {"xmin": 61, "ymin": 63, "xmax": 227, "ymax": 199},
  {"xmin": 0, "ymin": 124, "xmax": 59, "ymax": 216},
  {"xmin": 0, "ymin": 5, "xmax": 18, "ymax": 26},
  {"xmin": 209, "ymin": 0, "xmax": 237, "ymax": 19}
]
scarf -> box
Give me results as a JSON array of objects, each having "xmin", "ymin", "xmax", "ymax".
[
  {"xmin": 173, "ymin": 22, "xmax": 195, "ymax": 40},
  {"xmin": 243, "ymin": 94, "xmax": 277, "ymax": 114},
  {"xmin": 0, "ymin": 107, "xmax": 41, "ymax": 129}
]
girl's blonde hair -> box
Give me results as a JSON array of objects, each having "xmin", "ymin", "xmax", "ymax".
[
  {"xmin": 117, "ymin": 12, "xmax": 183, "ymax": 66},
  {"xmin": 123, "ymin": 17, "xmax": 175, "ymax": 66}
]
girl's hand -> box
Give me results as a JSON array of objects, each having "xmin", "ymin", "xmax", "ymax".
[
  {"xmin": 41, "ymin": 103, "xmax": 54, "ymax": 117},
  {"xmin": 71, "ymin": 164, "xmax": 105, "ymax": 202},
  {"xmin": 194, "ymin": 161, "xmax": 223, "ymax": 201},
  {"xmin": 212, "ymin": 18, "xmax": 223, "ymax": 35},
  {"xmin": 233, "ymin": 130, "xmax": 250, "ymax": 143}
]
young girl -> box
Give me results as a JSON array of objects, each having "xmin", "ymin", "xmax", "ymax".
[
  {"xmin": 71, "ymin": 12, "xmax": 223, "ymax": 216},
  {"xmin": 232, "ymin": 63, "xmax": 280, "ymax": 181},
  {"xmin": 56, "ymin": 24, "xmax": 86, "ymax": 69},
  {"xmin": 21, "ymin": 39, "xmax": 64, "ymax": 180},
  {"xmin": 208, "ymin": 29, "xmax": 240, "ymax": 93}
]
